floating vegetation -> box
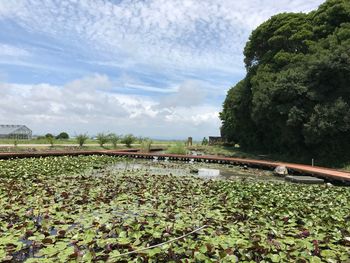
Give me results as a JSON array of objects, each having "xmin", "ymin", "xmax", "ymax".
[{"xmin": 0, "ymin": 156, "xmax": 349, "ymax": 262}]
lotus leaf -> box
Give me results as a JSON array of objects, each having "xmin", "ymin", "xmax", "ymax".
[{"xmin": 0, "ymin": 156, "xmax": 349, "ymax": 261}]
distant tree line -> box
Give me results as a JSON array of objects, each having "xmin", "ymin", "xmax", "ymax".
[
  {"xmin": 37, "ymin": 132, "xmax": 70, "ymax": 140},
  {"xmin": 76, "ymin": 133, "xmax": 141, "ymax": 148},
  {"xmin": 37, "ymin": 132, "xmax": 143, "ymax": 148},
  {"xmin": 220, "ymin": 0, "xmax": 350, "ymax": 160}
]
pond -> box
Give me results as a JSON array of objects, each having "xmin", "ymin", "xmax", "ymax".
[
  {"xmin": 101, "ymin": 159, "xmax": 286, "ymax": 183},
  {"xmin": 0, "ymin": 155, "xmax": 349, "ymax": 262}
]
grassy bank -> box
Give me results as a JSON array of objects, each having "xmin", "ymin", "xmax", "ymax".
[
  {"xmin": 0, "ymin": 138, "xmax": 178, "ymax": 147},
  {"xmin": 0, "ymin": 138, "xmax": 92, "ymax": 145},
  {"xmin": 0, "ymin": 145, "xmax": 132, "ymax": 152}
]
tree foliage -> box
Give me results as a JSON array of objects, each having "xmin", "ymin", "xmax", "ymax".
[
  {"xmin": 45, "ymin": 133, "xmax": 54, "ymax": 139},
  {"xmin": 121, "ymin": 134, "xmax": 136, "ymax": 148},
  {"xmin": 56, "ymin": 132, "xmax": 69, "ymax": 140},
  {"xmin": 202, "ymin": 137, "xmax": 209, "ymax": 145},
  {"xmin": 96, "ymin": 133, "xmax": 109, "ymax": 147},
  {"xmin": 108, "ymin": 133, "xmax": 120, "ymax": 148},
  {"xmin": 76, "ymin": 134, "xmax": 89, "ymax": 147},
  {"xmin": 220, "ymin": 0, "xmax": 350, "ymax": 160}
]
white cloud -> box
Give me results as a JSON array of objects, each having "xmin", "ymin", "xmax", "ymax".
[
  {"xmin": 0, "ymin": 0, "xmax": 324, "ymax": 74},
  {"xmin": 0, "ymin": 0, "xmax": 325, "ymax": 138},
  {"xmin": 124, "ymin": 83, "xmax": 177, "ymax": 94},
  {"xmin": 65, "ymin": 73, "xmax": 112, "ymax": 92},
  {"xmin": 0, "ymin": 43, "xmax": 31, "ymax": 58},
  {"xmin": 159, "ymin": 80, "xmax": 207, "ymax": 108},
  {"xmin": 0, "ymin": 75, "xmax": 221, "ymax": 138}
]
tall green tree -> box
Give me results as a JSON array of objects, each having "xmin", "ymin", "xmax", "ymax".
[{"xmin": 221, "ymin": 0, "xmax": 350, "ymax": 160}]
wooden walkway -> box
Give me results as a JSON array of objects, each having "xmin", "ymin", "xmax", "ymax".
[{"xmin": 0, "ymin": 149, "xmax": 349, "ymax": 183}]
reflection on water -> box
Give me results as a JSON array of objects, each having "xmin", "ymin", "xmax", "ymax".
[
  {"xmin": 108, "ymin": 160, "xmax": 285, "ymax": 183},
  {"xmin": 198, "ymin": 168, "xmax": 220, "ymax": 177}
]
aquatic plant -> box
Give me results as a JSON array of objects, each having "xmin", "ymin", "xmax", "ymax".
[{"xmin": 0, "ymin": 156, "xmax": 349, "ymax": 262}]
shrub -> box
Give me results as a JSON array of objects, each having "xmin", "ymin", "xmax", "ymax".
[
  {"xmin": 45, "ymin": 133, "xmax": 54, "ymax": 139},
  {"xmin": 56, "ymin": 132, "xmax": 69, "ymax": 140},
  {"xmin": 140, "ymin": 139, "xmax": 152, "ymax": 153},
  {"xmin": 96, "ymin": 133, "xmax": 109, "ymax": 147},
  {"xmin": 166, "ymin": 142, "xmax": 188, "ymax": 155},
  {"xmin": 108, "ymin": 133, "xmax": 120, "ymax": 148},
  {"xmin": 202, "ymin": 137, "xmax": 209, "ymax": 145},
  {"xmin": 76, "ymin": 134, "xmax": 89, "ymax": 147},
  {"xmin": 121, "ymin": 134, "xmax": 136, "ymax": 148},
  {"xmin": 47, "ymin": 136, "xmax": 55, "ymax": 147}
]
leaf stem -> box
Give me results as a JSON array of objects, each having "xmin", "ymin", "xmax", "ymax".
[{"xmin": 116, "ymin": 225, "xmax": 208, "ymax": 258}]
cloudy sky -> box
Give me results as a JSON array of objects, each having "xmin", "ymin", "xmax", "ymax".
[{"xmin": 0, "ymin": 0, "xmax": 323, "ymax": 139}]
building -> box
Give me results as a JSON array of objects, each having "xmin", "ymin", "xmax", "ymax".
[
  {"xmin": 208, "ymin": 136, "xmax": 223, "ymax": 145},
  {"xmin": 0, "ymin": 125, "xmax": 32, "ymax": 139}
]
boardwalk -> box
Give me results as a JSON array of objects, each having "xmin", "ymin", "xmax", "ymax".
[{"xmin": 0, "ymin": 150, "xmax": 349, "ymax": 183}]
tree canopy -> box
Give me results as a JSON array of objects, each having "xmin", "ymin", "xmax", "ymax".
[
  {"xmin": 56, "ymin": 132, "xmax": 69, "ymax": 140},
  {"xmin": 220, "ymin": 0, "xmax": 350, "ymax": 160}
]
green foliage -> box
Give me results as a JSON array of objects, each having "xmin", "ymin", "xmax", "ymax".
[
  {"xmin": 166, "ymin": 142, "xmax": 188, "ymax": 155},
  {"xmin": 121, "ymin": 134, "xmax": 136, "ymax": 148},
  {"xmin": 56, "ymin": 132, "xmax": 69, "ymax": 140},
  {"xmin": 0, "ymin": 156, "xmax": 349, "ymax": 261},
  {"xmin": 108, "ymin": 133, "xmax": 120, "ymax": 148},
  {"xmin": 45, "ymin": 133, "xmax": 54, "ymax": 139},
  {"xmin": 201, "ymin": 137, "xmax": 209, "ymax": 145},
  {"xmin": 137, "ymin": 136, "xmax": 146, "ymax": 144},
  {"xmin": 96, "ymin": 133, "xmax": 109, "ymax": 147},
  {"xmin": 221, "ymin": 0, "xmax": 350, "ymax": 160},
  {"xmin": 76, "ymin": 134, "xmax": 89, "ymax": 147},
  {"xmin": 140, "ymin": 139, "xmax": 153, "ymax": 153},
  {"xmin": 47, "ymin": 136, "xmax": 55, "ymax": 147}
]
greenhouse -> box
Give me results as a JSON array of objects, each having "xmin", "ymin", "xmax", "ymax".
[{"xmin": 0, "ymin": 125, "xmax": 32, "ymax": 139}]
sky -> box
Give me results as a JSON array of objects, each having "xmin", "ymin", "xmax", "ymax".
[{"xmin": 0, "ymin": 0, "xmax": 324, "ymax": 139}]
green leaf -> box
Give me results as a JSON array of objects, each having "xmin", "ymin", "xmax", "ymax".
[
  {"xmin": 320, "ymin": 250, "xmax": 336, "ymax": 258},
  {"xmin": 271, "ymin": 254, "xmax": 280, "ymax": 263},
  {"xmin": 310, "ymin": 256, "xmax": 322, "ymax": 263}
]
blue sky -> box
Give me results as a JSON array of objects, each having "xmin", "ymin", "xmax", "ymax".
[{"xmin": 0, "ymin": 0, "xmax": 323, "ymax": 139}]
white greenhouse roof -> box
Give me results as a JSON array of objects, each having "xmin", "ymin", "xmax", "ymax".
[{"xmin": 0, "ymin": 125, "xmax": 31, "ymax": 135}]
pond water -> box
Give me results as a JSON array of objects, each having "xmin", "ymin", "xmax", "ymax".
[
  {"xmin": 99, "ymin": 159, "xmax": 286, "ymax": 183},
  {"xmin": 151, "ymin": 150, "xmax": 208, "ymax": 156}
]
